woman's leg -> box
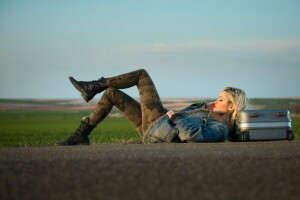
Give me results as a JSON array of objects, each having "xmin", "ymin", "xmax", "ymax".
[
  {"xmin": 67, "ymin": 69, "xmax": 167, "ymax": 136},
  {"xmin": 57, "ymin": 69, "xmax": 166, "ymax": 145},
  {"xmin": 88, "ymin": 88, "xmax": 143, "ymax": 136},
  {"xmin": 104, "ymin": 69, "xmax": 167, "ymax": 132},
  {"xmin": 56, "ymin": 88, "xmax": 143, "ymax": 145}
]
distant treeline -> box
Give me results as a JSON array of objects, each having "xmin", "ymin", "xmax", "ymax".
[
  {"xmin": 0, "ymin": 99, "xmax": 70, "ymax": 104},
  {"xmin": 173, "ymin": 98, "xmax": 300, "ymax": 114},
  {"xmin": 249, "ymin": 98, "xmax": 300, "ymax": 114},
  {"xmin": 1, "ymin": 98, "xmax": 300, "ymax": 114}
]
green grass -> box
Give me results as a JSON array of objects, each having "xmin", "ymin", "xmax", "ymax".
[
  {"xmin": 0, "ymin": 111, "xmax": 141, "ymax": 147},
  {"xmin": 249, "ymin": 98, "xmax": 300, "ymax": 109},
  {"xmin": 0, "ymin": 111, "xmax": 299, "ymax": 147},
  {"xmin": 292, "ymin": 118, "xmax": 300, "ymax": 140}
]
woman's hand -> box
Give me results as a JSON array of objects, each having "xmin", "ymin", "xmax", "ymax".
[
  {"xmin": 207, "ymin": 102, "xmax": 216, "ymax": 110},
  {"xmin": 166, "ymin": 110, "xmax": 175, "ymax": 118}
]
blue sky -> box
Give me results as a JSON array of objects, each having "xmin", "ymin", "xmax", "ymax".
[{"xmin": 0, "ymin": 0, "xmax": 300, "ymax": 99}]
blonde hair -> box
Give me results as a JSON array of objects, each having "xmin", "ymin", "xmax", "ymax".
[{"xmin": 222, "ymin": 87, "xmax": 248, "ymax": 121}]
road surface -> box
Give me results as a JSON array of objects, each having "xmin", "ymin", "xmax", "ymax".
[{"xmin": 1, "ymin": 141, "xmax": 299, "ymax": 200}]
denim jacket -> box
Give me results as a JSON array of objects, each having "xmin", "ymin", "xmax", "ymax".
[{"xmin": 143, "ymin": 103, "xmax": 229, "ymax": 143}]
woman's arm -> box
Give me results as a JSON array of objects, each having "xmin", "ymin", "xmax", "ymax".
[{"xmin": 169, "ymin": 113, "xmax": 204, "ymax": 142}]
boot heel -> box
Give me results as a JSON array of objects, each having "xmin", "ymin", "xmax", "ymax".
[
  {"xmin": 55, "ymin": 117, "xmax": 95, "ymax": 146},
  {"xmin": 81, "ymin": 93, "xmax": 89, "ymax": 102},
  {"xmin": 69, "ymin": 76, "xmax": 107, "ymax": 102}
]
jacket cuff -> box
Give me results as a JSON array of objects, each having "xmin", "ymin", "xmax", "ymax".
[{"xmin": 170, "ymin": 113, "xmax": 184, "ymax": 124}]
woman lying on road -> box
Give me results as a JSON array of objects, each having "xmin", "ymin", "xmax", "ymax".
[{"xmin": 55, "ymin": 69, "xmax": 248, "ymax": 145}]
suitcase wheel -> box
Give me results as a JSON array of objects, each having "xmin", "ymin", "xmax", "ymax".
[
  {"xmin": 241, "ymin": 132, "xmax": 248, "ymax": 142},
  {"xmin": 287, "ymin": 131, "xmax": 294, "ymax": 141}
]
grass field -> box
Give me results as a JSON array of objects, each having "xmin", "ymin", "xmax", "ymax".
[
  {"xmin": 0, "ymin": 111, "xmax": 141, "ymax": 147},
  {"xmin": 0, "ymin": 111, "xmax": 299, "ymax": 147}
]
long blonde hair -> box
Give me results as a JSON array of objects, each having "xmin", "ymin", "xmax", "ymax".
[{"xmin": 222, "ymin": 87, "xmax": 248, "ymax": 121}]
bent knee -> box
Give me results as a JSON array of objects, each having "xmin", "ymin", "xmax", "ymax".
[
  {"xmin": 105, "ymin": 87, "xmax": 118, "ymax": 94},
  {"xmin": 104, "ymin": 88, "xmax": 126, "ymax": 101},
  {"xmin": 138, "ymin": 68, "xmax": 148, "ymax": 76}
]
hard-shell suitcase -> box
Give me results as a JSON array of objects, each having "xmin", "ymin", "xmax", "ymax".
[{"xmin": 231, "ymin": 109, "xmax": 294, "ymax": 142}]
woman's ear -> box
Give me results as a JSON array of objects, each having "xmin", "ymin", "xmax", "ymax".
[{"xmin": 228, "ymin": 104, "xmax": 235, "ymax": 112}]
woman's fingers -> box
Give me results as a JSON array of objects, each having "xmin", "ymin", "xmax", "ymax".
[{"xmin": 166, "ymin": 110, "xmax": 175, "ymax": 118}]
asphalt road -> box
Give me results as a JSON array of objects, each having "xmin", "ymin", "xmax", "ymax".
[{"xmin": 0, "ymin": 141, "xmax": 300, "ymax": 200}]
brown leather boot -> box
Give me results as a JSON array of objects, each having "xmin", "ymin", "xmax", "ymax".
[
  {"xmin": 55, "ymin": 117, "xmax": 96, "ymax": 146},
  {"xmin": 69, "ymin": 76, "xmax": 107, "ymax": 102}
]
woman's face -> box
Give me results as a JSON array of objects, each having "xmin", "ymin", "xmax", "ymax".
[{"xmin": 209, "ymin": 91, "xmax": 235, "ymax": 113}]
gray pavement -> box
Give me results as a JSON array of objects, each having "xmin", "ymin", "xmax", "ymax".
[{"xmin": 0, "ymin": 141, "xmax": 300, "ymax": 200}]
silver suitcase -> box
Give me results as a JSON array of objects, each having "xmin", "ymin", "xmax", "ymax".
[{"xmin": 231, "ymin": 109, "xmax": 294, "ymax": 142}]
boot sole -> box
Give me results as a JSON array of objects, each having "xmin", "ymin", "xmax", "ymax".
[
  {"xmin": 54, "ymin": 142, "xmax": 90, "ymax": 146},
  {"xmin": 69, "ymin": 77, "xmax": 91, "ymax": 102}
]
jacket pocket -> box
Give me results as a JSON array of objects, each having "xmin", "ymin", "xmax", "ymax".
[{"xmin": 143, "ymin": 116, "xmax": 179, "ymax": 143}]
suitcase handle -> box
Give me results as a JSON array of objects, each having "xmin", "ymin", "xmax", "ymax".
[
  {"xmin": 249, "ymin": 112, "xmax": 286, "ymax": 117},
  {"xmin": 276, "ymin": 112, "xmax": 285, "ymax": 116},
  {"xmin": 250, "ymin": 113, "xmax": 259, "ymax": 117}
]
